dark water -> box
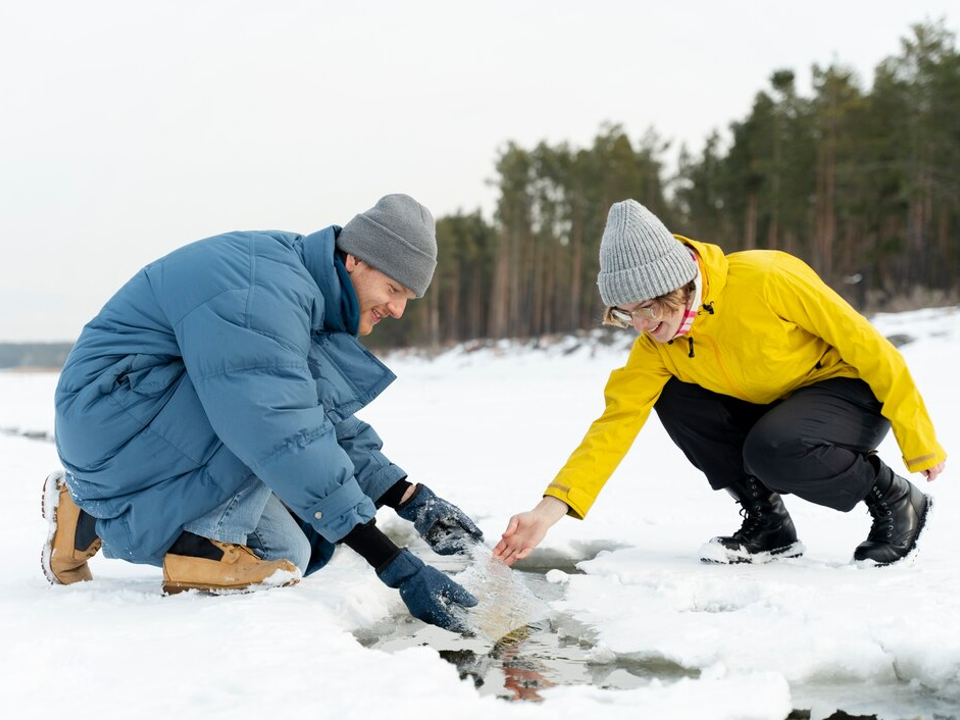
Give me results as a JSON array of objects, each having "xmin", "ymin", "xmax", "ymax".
[
  {"xmin": 355, "ymin": 576, "xmax": 696, "ymax": 702},
  {"xmin": 354, "ymin": 563, "xmax": 696, "ymax": 701},
  {"xmin": 435, "ymin": 617, "xmax": 698, "ymax": 702}
]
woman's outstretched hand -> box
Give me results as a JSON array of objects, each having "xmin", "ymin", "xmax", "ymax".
[
  {"xmin": 922, "ymin": 460, "xmax": 946, "ymax": 482},
  {"xmin": 493, "ymin": 496, "xmax": 569, "ymax": 566}
]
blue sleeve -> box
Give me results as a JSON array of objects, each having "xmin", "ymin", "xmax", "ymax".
[
  {"xmin": 174, "ymin": 292, "xmax": 376, "ymax": 544},
  {"xmin": 335, "ymin": 416, "xmax": 407, "ymax": 502}
]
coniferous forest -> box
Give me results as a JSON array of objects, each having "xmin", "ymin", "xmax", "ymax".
[{"xmin": 369, "ymin": 22, "xmax": 960, "ymax": 349}]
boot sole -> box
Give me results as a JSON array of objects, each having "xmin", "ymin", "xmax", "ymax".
[
  {"xmin": 700, "ymin": 540, "xmax": 806, "ymax": 565},
  {"xmin": 855, "ymin": 493, "xmax": 933, "ymax": 568},
  {"xmin": 40, "ymin": 471, "xmax": 65, "ymax": 585},
  {"xmin": 162, "ymin": 574, "xmax": 301, "ymax": 596}
]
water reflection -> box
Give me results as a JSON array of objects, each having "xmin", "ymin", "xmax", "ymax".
[
  {"xmin": 440, "ymin": 624, "xmax": 557, "ymax": 701},
  {"xmin": 433, "ymin": 616, "xmax": 698, "ymax": 702}
]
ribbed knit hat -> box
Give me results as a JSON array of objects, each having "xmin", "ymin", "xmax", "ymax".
[
  {"xmin": 336, "ymin": 194, "xmax": 437, "ymax": 297},
  {"xmin": 597, "ymin": 199, "xmax": 697, "ymax": 307}
]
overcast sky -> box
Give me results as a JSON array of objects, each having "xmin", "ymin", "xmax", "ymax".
[{"xmin": 2, "ymin": 0, "xmax": 957, "ymax": 341}]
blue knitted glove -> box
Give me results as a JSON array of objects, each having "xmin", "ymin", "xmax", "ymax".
[
  {"xmin": 377, "ymin": 549, "xmax": 478, "ymax": 632},
  {"xmin": 397, "ymin": 484, "xmax": 484, "ymax": 555}
]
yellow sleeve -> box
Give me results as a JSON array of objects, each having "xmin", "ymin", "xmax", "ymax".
[
  {"xmin": 544, "ymin": 339, "xmax": 672, "ymax": 518},
  {"xmin": 764, "ymin": 254, "xmax": 946, "ymax": 473}
]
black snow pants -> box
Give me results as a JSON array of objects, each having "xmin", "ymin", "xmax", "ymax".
[{"xmin": 653, "ymin": 377, "xmax": 891, "ymax": 512}]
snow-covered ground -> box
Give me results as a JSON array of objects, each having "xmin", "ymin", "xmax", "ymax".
[{"xmin": 1, "ymin": 307, "xmax": 957, "ymax": 720}]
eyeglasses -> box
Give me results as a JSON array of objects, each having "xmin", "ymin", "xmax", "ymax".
[{"xmin": 603, "ymin": 303, "xmax": 663, "ymax": 328}]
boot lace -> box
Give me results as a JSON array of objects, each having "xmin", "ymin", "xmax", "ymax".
[
  {"xmin": 865, "ymin": 488, "xmax": 895, "ymax": 541},
  {"xmin": 734, "ymin": 505, "xmax": 763, "ymax": 540}
]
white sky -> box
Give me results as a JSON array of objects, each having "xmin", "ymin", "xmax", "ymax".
[{"xmin": 1, "ymin": 0, "xmax": 957, "ymax": 341}]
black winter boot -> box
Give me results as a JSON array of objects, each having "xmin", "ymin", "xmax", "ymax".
[
  {"xmin": 700, "ymin": 477, "xmax": 804, "ymax": 564},
  {"xmin": 854, "ymin": 455, "xmax": 931, "ymax": 566}
]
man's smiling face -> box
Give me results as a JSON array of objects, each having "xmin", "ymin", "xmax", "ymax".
[{"xmin": 344, "ymin": 254, "xmax": 417, "ymax": 336}]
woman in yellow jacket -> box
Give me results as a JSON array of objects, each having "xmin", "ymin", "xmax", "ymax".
[{"xmin": 494, "ymin": 199, "xmax": 946, "ymax": 567}]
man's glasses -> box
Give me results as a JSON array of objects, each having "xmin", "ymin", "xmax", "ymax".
[{"xmin": 603, "ymin": 303, "xmax": 663, "ymax": 329}]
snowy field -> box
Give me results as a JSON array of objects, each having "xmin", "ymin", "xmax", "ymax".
[{"xmin": 1, "ymin": 307, "xmax": 958, "ymax": 720}]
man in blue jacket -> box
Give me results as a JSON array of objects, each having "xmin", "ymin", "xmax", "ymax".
[{"xmin": 44, "ymin": 194, "xmax": 482, "ymax": 632}]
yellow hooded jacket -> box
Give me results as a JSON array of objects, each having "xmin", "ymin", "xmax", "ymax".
[{"xmin": 545, "ymin": 237, "xmax": 946, "ymax": 519}]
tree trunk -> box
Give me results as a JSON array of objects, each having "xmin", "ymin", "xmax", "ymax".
[
  {"xmin": 570, "ymin": 195, "xmax": 583, "ymax": 331},
  {"xmin": 488, "ymin": 229, "xmax": 510, "ymax": 339},
  {"xmin": 745, "ymin": 194, "xmax": 758, "ymax": 250}
]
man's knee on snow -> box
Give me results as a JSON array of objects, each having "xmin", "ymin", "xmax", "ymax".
[{"xmin": 283, "ymin": 531, "xmax": 312, "ymax": 575}]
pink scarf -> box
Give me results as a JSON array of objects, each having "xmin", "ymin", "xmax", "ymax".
[{"xmin": 672, "ymin": 249, "xmax": 701, "ymax": 339}]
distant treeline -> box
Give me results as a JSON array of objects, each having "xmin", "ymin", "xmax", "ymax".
[
  {"xmin": 9, "ymin": 23, "xmax": 959, "ymax": 359},
  {"xmin": 0, "ymin": 343, "xmax": 74, "ymax": 369},
  {"xmin": 368, "ymin": 21, "xmax": 960, "ymax": 349}
]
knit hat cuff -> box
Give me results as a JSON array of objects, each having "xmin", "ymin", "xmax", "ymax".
[
  {"xmin": 337, "ymin": 213, "xmax": 437, "ymax": 298},
  {"xmin": 598, "ymin": 245, "xmax": 697, "ymax": 307}
]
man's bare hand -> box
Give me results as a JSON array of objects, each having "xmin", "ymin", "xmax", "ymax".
[{"xmin": 493, "ymin": 496, "xmax": 569, "ymax": 566}]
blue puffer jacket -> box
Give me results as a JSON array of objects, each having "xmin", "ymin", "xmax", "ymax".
[{"xmin": 54, "ymin": 227, "xmax": 406, "ymax": 570}]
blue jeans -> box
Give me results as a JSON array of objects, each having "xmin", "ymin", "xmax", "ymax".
[{"xmin": 183, "ymin": 477, "xmax": 312, "ymax": 573}]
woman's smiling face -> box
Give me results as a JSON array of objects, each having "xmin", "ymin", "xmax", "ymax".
[{"xmin": 620, "ymin": 299, "xmax": 685, "ymax": 342}]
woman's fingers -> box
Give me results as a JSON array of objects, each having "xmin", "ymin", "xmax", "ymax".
[
  {"xmin": 922, "ymin": 460, "xmax": 945, "ymax": 482},
  {"xmin": 493, "ymin": 516, "xmax": 521, "ymax": 559},
  {"xmin": 501, "ymin": 515, "xmax": 520, "ymax": 538}
]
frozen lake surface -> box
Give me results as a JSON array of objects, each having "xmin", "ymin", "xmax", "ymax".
[{"xmin": 1, "ymin": 306, "xmax": 958, "ymax": 719}]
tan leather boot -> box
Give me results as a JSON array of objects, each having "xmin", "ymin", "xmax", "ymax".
[
  {"xmin": 41, "ymin": 471, "xmax": 102, "ymax": 585},
  {"xmin": 162, "ymin": 538, "xmax": 300, "ymax": 595}
]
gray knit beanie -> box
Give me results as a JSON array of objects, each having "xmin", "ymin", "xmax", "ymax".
[
  {"xmin": 336, "ymin": 194, "xmax": 438, "ymax": 297},
  {"xmin": 597, "ymin": 199, "xmax": 697, "ymax": 307}
]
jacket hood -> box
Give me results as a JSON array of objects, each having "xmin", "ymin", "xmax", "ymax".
[{"xmin": 676, "ymin": 236, "xmax": 729, "ymax": 310}]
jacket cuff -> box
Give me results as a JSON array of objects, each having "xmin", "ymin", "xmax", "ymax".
[
  {"xmin": 543, "ymin": 484, "xmax": 589, "ymax": 520},
  {"xmin": 903, "ymin": 444, "xmax": 946, "ymax": 474},
  {"xmin": 306, "ymin": 477, "xmax": 377, "ymax": 543},
  {"xmin": 359, "ymin": 463, "xmax": 408, "ymax": 505}
]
